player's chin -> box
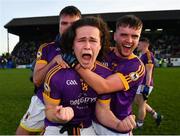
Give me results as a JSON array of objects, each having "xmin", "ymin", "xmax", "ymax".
[{"xmin": 80, "ymin": 62, "xmax": 93, "ymax": 69}]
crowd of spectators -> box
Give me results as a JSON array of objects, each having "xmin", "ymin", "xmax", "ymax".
[
  {"xmin": 150, "ymin": 34, "xmax": 180, "ymax": 59},
  {"xmin": 11, "ymin": 40, "xmax": 38, "ymax": 65},
  {"xmin": 1, "ymin": 33, "xmax": 180, "ymax": 68},
  {"xmin": 0, "ymin": 53, "xmax": 16, "ymax": 68}
]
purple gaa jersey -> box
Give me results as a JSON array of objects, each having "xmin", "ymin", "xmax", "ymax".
[
  {"xmin": 139, "ymin": 50, "xmax": 155, "ymax": 86},
  {"xmin": 36, "ymin": 42, "xmax": 61, "ymax": 65},
  {"xmin": 43, "ymin": 61, "xmax": 112, "ymax": 128},
  {"xmin": 35, "ymin": 42, "xmax": 61, "ymax": 101},
  {"xmin": 99, "ymin": 51, "xmax": 145, "ymax": 124}
]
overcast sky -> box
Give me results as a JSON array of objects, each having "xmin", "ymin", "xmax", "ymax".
[{"xmin": 0, "ymin": 0, "xmax": 180, "ymax": 55}]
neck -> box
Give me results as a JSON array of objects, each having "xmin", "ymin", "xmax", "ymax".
[{"xmin": 81, "ymin": 63, "xmax": 95, "ymax": 70}]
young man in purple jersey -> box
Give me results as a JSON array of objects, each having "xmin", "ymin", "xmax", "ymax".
[
  {"xmin": 43, "ymin": 17, "xmax": 136, "ymax": 135},
  {"xmin": 73, "ymin": 15, "xmax": 145, "ymax": 135},
  {"xmin": 15, "ymin": 6, "xmax": 81, "ymax": 135},
  {"xmin": 135, "ymin": 37, "xmax": 163, "ymax": 128}
]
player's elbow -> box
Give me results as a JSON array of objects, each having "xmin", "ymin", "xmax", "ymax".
[
  {"xmin": 96, "ymin": 84, "xmax": 112, "ymax": 94},
  {"xmin": 33, "ymin": 77, "xmax": 41, "ymax": 87}
]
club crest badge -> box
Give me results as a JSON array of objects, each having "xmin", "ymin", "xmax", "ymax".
[
  {"xmin": 44, "ymin": 83, "xmax": 50, "ymax": 92},
  {"xmin": 37, "ymin": 51, "xmax": 42, "ymax": 58},
  {"xmin": 129, "ymin": 72, "xmax": 139, "ymax": 81}
]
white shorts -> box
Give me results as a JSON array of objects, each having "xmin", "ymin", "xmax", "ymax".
[
  {"xmin": 44, "ymin": 125, "xmax": 96, "ymax": 135},
  {"xmin": 136, "ymin": 84, "xmax": 153, "ymax": 95},
  {"xmin": 20, "ymin": 95, "xmax": 45, "ymax": 132},
  {"xmin": 92, "ymin": 121, "xmax": 132, "ymax": 136}
]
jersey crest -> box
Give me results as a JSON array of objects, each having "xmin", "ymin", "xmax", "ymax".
[
  {"xmin": 37, "ymin": 51, "xmax": 42, "ymax": 59},
  {"xmin": 129, "ymin": 72, "xmax": 140, "ymax": 81}
]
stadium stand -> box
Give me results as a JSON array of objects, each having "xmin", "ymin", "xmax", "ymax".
[{"xmin": 4, "ymin": 10, "xmax": 180, "ymax": 66}]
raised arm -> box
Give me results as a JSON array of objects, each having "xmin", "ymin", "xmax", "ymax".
[{"xmin": 76, "ymin": 66, "xmax": 129, "ymax": 94}]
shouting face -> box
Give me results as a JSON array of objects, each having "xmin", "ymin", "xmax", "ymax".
[
  {"xmin": 73, "ymin": 26, "xmax": 101, "ymax": 69},
  {"xmin": 114, "ymin": 26, "xmax": 142, "ymax": 58}
]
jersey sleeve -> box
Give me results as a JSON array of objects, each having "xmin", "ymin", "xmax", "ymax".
[
  {"xmin": 97, "ymin": 93, "xmax": 111, "ymax": 104},
  {"xmin": 116, "ymin": 59, "xmax": 145, "ymax": 91},
  {"xmin": 36, "ymin": 43, "xmax": 49, "ymax": 64},
  {"xmin": 144, "ymin": 51, "xmax": 155, "ymax": 65},
  {"xmin": 43, "ymin": 64, "xmax": 63, "ymax": 105},
  {"xmin": 95, "ymin": 63, "xmax": 112, "ymax": 103}
]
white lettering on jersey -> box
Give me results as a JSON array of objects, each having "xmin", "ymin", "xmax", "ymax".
[
  {"xmin": 66, "ymin": 80, "xmax": 78, "ymax": 85},
  {"xmin": 70, "ymin": 97, "xmax": 97, "ymax": 106}
]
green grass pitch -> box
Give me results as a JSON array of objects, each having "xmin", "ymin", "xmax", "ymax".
[{"xmin": 0, "ymin": 68, "xmax": 180, "ymax": 134}]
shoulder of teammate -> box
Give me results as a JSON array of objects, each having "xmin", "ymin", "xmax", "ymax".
[
  {"xmin": 36, "ymin": 42, "xmax": 56, "ymax": 60},
  {"xmin": 129, "ymin": 55, "xmax": 145, "ymax": 84},
  {"xmin": 95, "ymin": 61, "xmax": 113, "ymax": 78},
  {"xmin": 144, "ymin": 50, "xmax": 155, "ymax": 64},
  {"xmin": 115, "ymin": 54, "xmax": 145, "ymax": 89}
]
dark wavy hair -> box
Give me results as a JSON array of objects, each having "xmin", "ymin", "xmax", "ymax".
[{"xmin": 60, "ymin": 16, "xmax": 110, "ymax": 61}]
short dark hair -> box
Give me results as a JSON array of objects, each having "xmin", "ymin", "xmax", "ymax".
[
  {"xmin": 116, "ymin": 14, "xmax": 143, "ymax": 30},
  {"xmin": 59, "ymin": 6, "xmax": 81, "ymax": 19},
  {"xmin": 60, "ymin": 16, "xmax": 110, "ymax": 61},
  {"xmin": 139, "ymin": 37, "xmax": 150, "ymax": 43}
]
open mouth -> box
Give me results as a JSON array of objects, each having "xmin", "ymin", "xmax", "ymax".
[
  {"xmin": 123, "ymin": 44, "xmax": 131, "ymax": 48},
  {"xmin": 80, "ymin": 52, "xmax": 94, "ymax": 68},
  {"xmin": 121, "ymin": 44, "xmax": 132, "ymax": 54},
  {"xmin": 82, "ymin": 53, "xmax": 92, "ymax": 60}
]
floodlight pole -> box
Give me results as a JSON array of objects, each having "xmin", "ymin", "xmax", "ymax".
[{"xmin": 7, "ymin": 30, "xmax": 9, "ymax": 53}]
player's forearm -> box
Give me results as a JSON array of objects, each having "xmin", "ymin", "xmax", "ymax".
[
  {"xmin": 145, "ymin": 73, "xmax": 152, "ymax": 86},
  {"xmin": 45, "ymin": 106, "xmax": 63, "ymax": 123},
  {"xmin": 76, "ymin": 66, "xmax": 125, "ymax": 94},
  {"xmin": 33, "ymin": 61, "xmax": 54, "ymax": 87},
  {"xmin": 33, "ymin": 71, "xmax": 46, "ymax": 87},
  {"xmin": 45, "ymin": 108, "xmax": 58, "ymax": 122},
  {"xmin": 96, "ymin": 101, "xmax": 135, "ymax": 132},
  {"xmin": 95, "ymin": 101, "xmax": 119, "ymax": 131},
  {"xmin": 145, "ymin": 64, "xmax": 153, "ymax": 86},
  {"xmin": 146, "ymin": 69, "xmax": 152, "ymax": 86}
]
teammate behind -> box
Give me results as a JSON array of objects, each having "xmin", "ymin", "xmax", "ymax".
[
  {"xmin": 135, "ymin": 37, "xmax": 163, "ymax": 128},
  {"xmin": 15, "ymin": 6, "xmax": 81, "ymax": 135}
]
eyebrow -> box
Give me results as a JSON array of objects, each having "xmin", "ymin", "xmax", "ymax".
[{"xmin": 77, "ymin": 37, "xmax": 98, "ymax": 40}]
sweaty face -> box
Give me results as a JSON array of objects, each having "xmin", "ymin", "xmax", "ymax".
[
  {"xmin": 59, "ymin": 15, "xmax": 80, "ymax": 35},
  {"xmin": 114, "ymin": 26, "xmax": 141, "ymax": 58},
  {"xmin": 73, "ymin": 26, "xmax": 101, "ymax": 69}
]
